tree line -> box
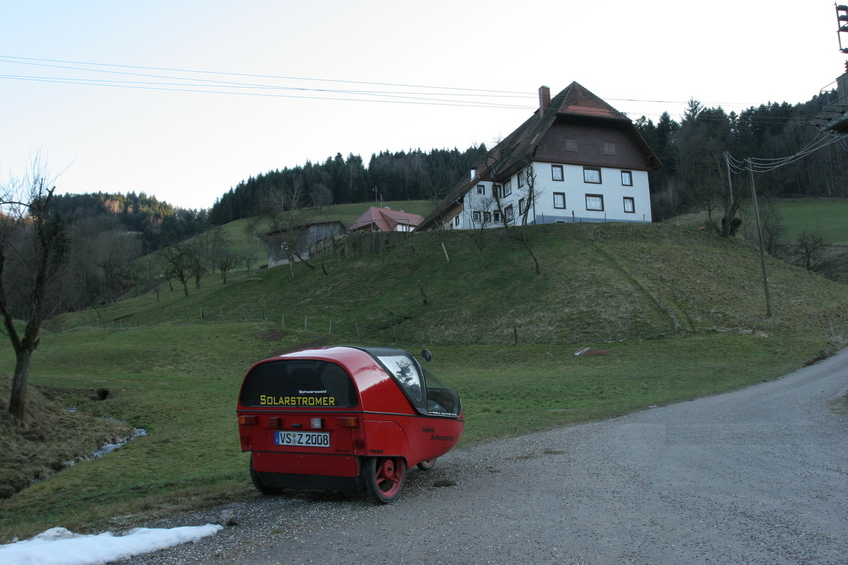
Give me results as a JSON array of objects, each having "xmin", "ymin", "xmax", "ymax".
[
  {"xmin": 208, "ymin": 146, "xmax": 488, "ymax": 225},
  {"xmin": 50, "ymin": 191, "xmax": 209, "ymax": 253},
  {"xmin": 636, "ymin": 92, "xmax": 847, "ymax": 224}
]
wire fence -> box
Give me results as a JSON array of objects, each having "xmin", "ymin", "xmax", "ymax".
[{"xmin": 62, "ymin": 304, "xmax": 686, "ymax": 347}]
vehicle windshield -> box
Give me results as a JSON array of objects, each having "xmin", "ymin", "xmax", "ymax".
[
  {"xmin": 366, "ymin": 348, "xmax": 461, "ymax": 417},
  {"xmin": 422, "ymin": 366, "xmax": 461, "ymax": 416}
]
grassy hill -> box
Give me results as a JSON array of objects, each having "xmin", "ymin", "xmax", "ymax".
[
  {"xmin": 1, "ymin": 216, "xmax": 847, "ymax": 541},
  {"xmin": 62, "ymin": 222, "xmax": 848, "ymax": 344}
]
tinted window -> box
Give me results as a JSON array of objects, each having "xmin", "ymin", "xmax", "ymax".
[
  {"xmin": 240, "ymin": 360, "xmax": 357, "ymax": 408},
  {"xmin": 423, "ymin": 367, "xmax": 461, "ymax": 416}
]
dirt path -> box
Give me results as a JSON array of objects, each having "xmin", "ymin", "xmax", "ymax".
[{"xmin": 122, "ymin": 348, "xmax": 848, "ymax": 565}]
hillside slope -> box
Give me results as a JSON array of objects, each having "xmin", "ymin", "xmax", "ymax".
[{"xmin": 62, "ymin": 222, "xmax": 848, "ymax": 346}]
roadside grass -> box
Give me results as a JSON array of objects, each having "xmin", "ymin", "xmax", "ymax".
[{"xmin": 0, "ymin": 321, "xmax": 833, "ymax": 542}]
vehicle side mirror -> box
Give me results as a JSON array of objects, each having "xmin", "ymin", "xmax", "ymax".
[{"xmin": 421, "ymin": 349, "xmax": 432, "ymax": 362}]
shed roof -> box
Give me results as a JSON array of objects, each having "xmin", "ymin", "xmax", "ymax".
[{"xmin": 349, "ymin": 206, "xmax": 424, "ymax": 232}]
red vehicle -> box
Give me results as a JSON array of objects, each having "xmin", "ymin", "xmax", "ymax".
[{"xmin": 236, "ymin": 346, "xmax": 464, "ymax": 503}]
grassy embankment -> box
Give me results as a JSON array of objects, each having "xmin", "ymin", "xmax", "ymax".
[{"xmin": 1, "ymin": 208, "xmax": 847, "ymax": 541}]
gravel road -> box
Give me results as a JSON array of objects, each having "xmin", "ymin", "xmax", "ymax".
[{"xmin": 121, "ymin": 347, "xmax": 848, "ymax": 565}]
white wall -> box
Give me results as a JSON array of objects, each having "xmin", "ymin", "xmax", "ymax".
[
  {"xmin": 459, "ymin": 162, "xmax": 652, "ymax": 229},
  {"xmin": 532, "ymin": 161, "xmax": 652, "ymax": 224}
]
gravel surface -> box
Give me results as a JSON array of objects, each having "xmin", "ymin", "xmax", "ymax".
[{"xmin": 117, "ymin": 347, "xmax": 848, "ymax": 565}]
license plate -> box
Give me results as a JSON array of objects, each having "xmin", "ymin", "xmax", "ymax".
[{"xmin": 275, "ymin": 431, "xmax": 330, "ymax": 448}]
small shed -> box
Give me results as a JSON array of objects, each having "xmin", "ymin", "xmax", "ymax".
[{"xmin": 267, "ymin": 221, "xmax": 346, "ymax": 268}]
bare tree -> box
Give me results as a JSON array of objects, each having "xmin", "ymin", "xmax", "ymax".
[
  {"xmin": 133, "ymin": 253, "xmax": 165, "ymax": 300},
  {"xmin": 97, "ymin": 231, "xmax": 142, "ymax": 301},
  {"xmin": 1, "ymin": 159, "xmax": 67, "ymax": 421},
  {"xmin": 491, "ymin": 162, "xmax": 542, "ymax": 275},
  {"xmin": 187, "ymin": 241, "xmax": 206, "ymax": 290},
  {"xmin": 795, "ymin": 229, "xmax": 829, "ymax": 271},
  {"xmin": 206, "ymin": 227, "xmax": 239, "ymax": 284},
  {"xmin": 242, "ymin": 246, "xmax": 260, "ymax": 275},
  {"xmin": 465, "ymin": 190, "xmax": 497, "ymax": 266},
  {"xmin": 161, "ymin": 242, "xmax": 194, "ymax": 296}
]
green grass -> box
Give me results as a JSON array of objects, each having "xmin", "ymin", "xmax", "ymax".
[
  {"xmin": 776, "ymin": 198, "xmax": 848, "ymax": 244},
  {"xmin": 59, "ymin": 223, "xmax": 848, "ymax": 345},
  {"xmin": 1, "ymin": 218, "xmax": 847, "ymax": 541},
  {"xmin": 0, "ymin": 324, "xmax": 830, "ymax": 541},
  {"xmin": 668, "ymin": 198, "xmax": 848, "ymax": 245}
]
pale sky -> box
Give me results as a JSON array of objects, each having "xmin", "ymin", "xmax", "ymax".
[{"xmin": 0, "ymin": 1, "xmax": 842, "ymax": 210}]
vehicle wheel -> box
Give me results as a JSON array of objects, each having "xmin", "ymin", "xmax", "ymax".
[
  {"xmin": 362, "ymin": 456, "xmax": 406, "ymax": 504},
  {"xmin": 416, "ymin": 458, "xmax": 437, "ymax": 471},
  {"xmin": 250, "ymin": 458, "xmax": 282, "ymax": 495}
]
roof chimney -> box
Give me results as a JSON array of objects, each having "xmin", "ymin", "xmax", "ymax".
[{"xmin": 538, "ymin": 85, "xmax": 551, "ymax": 115}]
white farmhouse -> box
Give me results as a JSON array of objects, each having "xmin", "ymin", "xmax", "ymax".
[{"xmin": 417, "ymin": 82, "xmax": 662, "ymax": 230}]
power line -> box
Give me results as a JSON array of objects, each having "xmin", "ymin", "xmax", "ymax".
[
  {"xmin": 0, "ymin": 55, "xmax": 536, "ymax": 109},
  {"xmin": 724, "ymin": 131, "xmax": 848, "ymax": 174},
  {"xmin": 0, "ymin": 55, "xmax": 799, "ymax": 116}
]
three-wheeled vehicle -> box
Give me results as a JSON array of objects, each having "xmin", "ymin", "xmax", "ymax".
[{"xmin": 236, "ymin": 346, "xmax": 464, "ymax": 503}]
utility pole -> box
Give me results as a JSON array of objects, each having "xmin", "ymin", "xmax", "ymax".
[{"xmin": 748, "ymin": 158, "xmax": 772, "ymax": 317}]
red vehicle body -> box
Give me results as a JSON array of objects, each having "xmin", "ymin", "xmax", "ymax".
[{"xmin": 236, "ymin": 346, "xmax": 464, "ymax": 503}]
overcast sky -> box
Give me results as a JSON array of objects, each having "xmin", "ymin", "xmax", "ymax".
[{"xmin": 1, "ymin": 1, "xmax": 842, "ymax": 210}]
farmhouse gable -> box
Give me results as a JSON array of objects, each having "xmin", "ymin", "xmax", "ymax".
[{"xmin": 417, "ymin": 82, "xmax": 661, "ymax": 231}]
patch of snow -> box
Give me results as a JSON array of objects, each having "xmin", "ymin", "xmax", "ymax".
[{"xmin": 0, "ymin": 524, "xmax": 222, "ymax": 565}]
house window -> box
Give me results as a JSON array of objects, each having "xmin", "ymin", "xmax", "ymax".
[
  {"xmin": 454, "ymin": 215, "xmax": 461, "ymax": 227},
  {"xmin": 473, "ymin": 211, "xmax": 482, "ymax": 222},
  {"xmin": 623, "ymin": 197, "xmax": 635, "ymax": 213},
  {"xmin": 477, "ymin": 184, "xmax": 486, "ymax": 195},
  {"xmin": 621, "ymin": 171, "xmax": 633, "ymax": 186},
  {"xmin": 553, "ymin": 192, "xmax": 566, "ymax": 209},
  {"xmin": 504, "ymin": 205, "xmax": 514, "ymax": 224},
  {"xmin": 518, "ymin": 171, "xmax": 525, "ymax": 188},
  {"xmin": 586, "ymin": 194, "xmax": 604, "ymax": 211},
  {"xmin": 583, "ymin": 167, "xmax": 601, "ymax": 184},
  {"xmin": 493, "ymin": 211, "xmax": 502, "ymax": 223},
  {"xmin": 484, "ymin": 211, "xmax": 492, "ymax": 223},
  {"xmin": 551, "ymin": 165, "xmax": 563, "ymax": 181},
  {"xmin": 493, "ymin": 184, "xmax": 501, "ymax": 198},
  {"xmin": 565, "ymin": 139, "xmax": 578, "ymax": 152},
  {"xmin": 603, "ymin": 143, "xmax": 616, "ymax": 156},
  {"xmin": 519, "ymin": 198, "xmax": 526, "ymax": 216},
  {"xmin": 503, "ymin": 179, "xmax": 512, "ymax": 197}
]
